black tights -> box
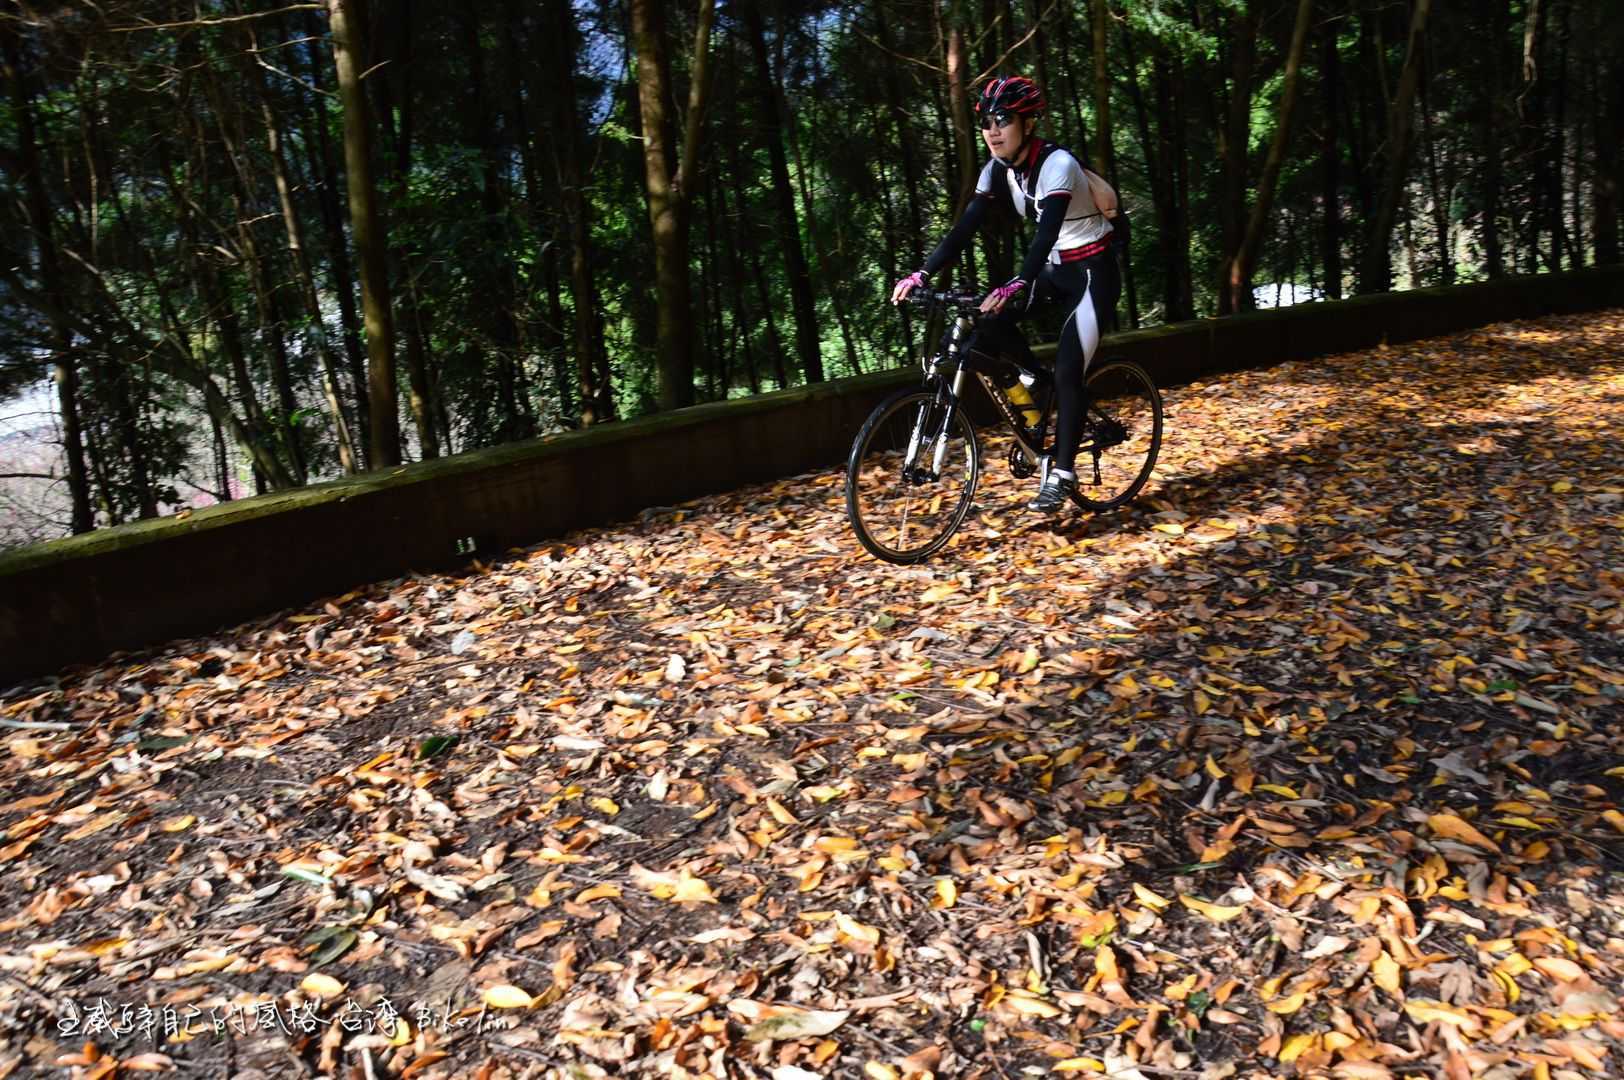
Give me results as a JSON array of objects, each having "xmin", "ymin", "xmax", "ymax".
[{"xmin": 972, "ymin": 256, "xmax": 1120, "ymax": 472}]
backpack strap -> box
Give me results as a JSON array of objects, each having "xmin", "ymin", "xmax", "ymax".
[{"xmin": 1010, "ymin": 141, "xmax": 1103, "ymax": 224}]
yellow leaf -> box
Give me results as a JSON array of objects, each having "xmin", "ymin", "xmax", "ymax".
[
  {"xmin": 865, "ymin": 1064, "xmax": 901, "ymax": 1080},
  {"xmin": 1003, "ymin": 993, "xmax": 1063, "ymax": 1018},
  {"xmin": 300, "ymin": 973, "xmax": 345, "ymax": 998},
  {"xmin": 1426, "ymin": 813, "xmax": 1501, "ymax": 853},
  {"xmin": 765, "ymin": 797, "xmax": 799, "ymax": 825},
  {"xmin": 835, "ymin": 913, "xmax": 881, "ymax": 944},
  {"xmin": 1372, "ymin": 951, "xmax": 1403, "ymax": 997},
  {"xmin": 935, "ymin": 878, "xmax": 958, "ymax": 909},
  {"xmin": 1205, "ymin": 755, "xmax": 1227, "ymax": 780},
  {"xmin": 1403, "ymin": 1000, "xmax": 1481, "ymax": 1033},
  {"xmin": 1601, "ymin": 810, "xmax": 1624, "ymax": 835},
  {"xmin": 1255, "ymin": 784, "xmax": 1299, "ymax": 798},
  {"xmin": 1551, "ymin": 480, "xmax": 1573, "ymax": 493},
  {"xmin": 177, "ymin": 951, "xmax": 236, "ymax": 975},
  {"xmin": 1132, "ymin": 883, "xmax": 1171, "ymax": 911},
  {"xmin": 1179, "ymin": 895, "xmax": 1246, "ymax": 922},
  {"xmin": 1266, "ymin": 992, "xmax": 1307, "ymax": 1015},
  {"xmin": 815, "ymin": 836, "xmax": 860, "ymax": 854},
  {"xmin": 1492, "ymin": 969, "xmax": 1521, "ymax": 1004},
  {"xmin": 804, "ymin": 785, "xmax": 845, "ymax": 803},
  {"xmin": 160, "ymin": 815, "xmax": 195, "ymax": 833},
  {"xmin": 589, "ymin": 797, "xmax": 620, "ymax": 816},
  {"xmin": 1052, "ymin": 1058, "xmax": 1105, "ymax": 1073},
  {"xmin": 1152, "ymin": 522, "xmax": 1185, "ymax": 535},
  {"xmin": 574, "ymin": 883, "xmax": 621, "ymax": 903},
  {"xmin": 921, "ymin": 583, "xmax": 960, "ymax": 604},
  {"xmin": 672, "ymin": 871, "xmax": 718, "ymax": 904},
  {"xmin": 1278, "ymin": 1034, "xmax": 1319, "ymax": 1064},
  {"xmin": 482, "ymin": 984, "xmax": 536, "ymax": 1009}
]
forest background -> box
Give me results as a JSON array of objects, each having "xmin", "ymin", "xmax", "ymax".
[{"xmin": 0, "ymin": 0, "xmax": 1619, "ymax": 550}]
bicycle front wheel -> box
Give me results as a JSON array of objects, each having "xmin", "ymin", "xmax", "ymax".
[
  {"xmin": 1072, "ymin": 360, "xmax": 1162, "ymax": 511},
  {"xmin": 845, "ymin": 388, "xmax": 981, "ymax": 563}
]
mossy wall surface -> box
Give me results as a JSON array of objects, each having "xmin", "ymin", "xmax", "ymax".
[{"xmin": 4, "ymin": 268, "xmax": 1620, "ymax": 685}]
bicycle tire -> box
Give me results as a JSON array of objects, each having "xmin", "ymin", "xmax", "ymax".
[
  {"xmin": 845, "ymin": 387, "xmax": 981, "ymax": 564},
  {"xmin": 1070, "ymin": 360, "xmax": 1162, "ymax": 511}
]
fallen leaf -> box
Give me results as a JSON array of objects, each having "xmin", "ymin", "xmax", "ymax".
[
  {"xmin": 482, "ymin": 984, "xmax": 536, "ymax": 1009},
  {"xmin": 1427, "ymin": 813, "xmax": 1501, "ymax": 853}
]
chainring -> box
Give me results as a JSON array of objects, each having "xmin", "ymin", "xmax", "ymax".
[{"xmin": 1007, "ymin": 441, "xmax": 1037, "ymax": 479}]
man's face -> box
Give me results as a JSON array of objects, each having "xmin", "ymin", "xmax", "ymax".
[{"xmin": 981, "ymin": 110, "xmax": 1028, "ymax": 160}]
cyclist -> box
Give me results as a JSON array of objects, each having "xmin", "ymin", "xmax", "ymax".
[{"xmin": 891, "ymin": 75, "xmax": 1121, "ymax": 513}]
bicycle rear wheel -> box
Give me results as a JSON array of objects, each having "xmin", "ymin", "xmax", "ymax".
[
  {"xmin": 845, "ymin": 388, "xmax": 981, "ymax": 563},
  {"xmin": 1071, "ymin": 360, "xmax": 1162, "ymax": 511}
]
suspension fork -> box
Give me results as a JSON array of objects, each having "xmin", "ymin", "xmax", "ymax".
[{"xmin": 906, "ymin": 316, "xmax": 972, "ymax": 475}]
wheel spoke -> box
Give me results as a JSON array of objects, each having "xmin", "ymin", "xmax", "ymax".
[
  {"xmin": 1072, "ymin": 362, "xmax": 1162, "ymax": 511},
  {"xmin": 846, "ymin": 390, "xmax": 980, "ymax": 563}
]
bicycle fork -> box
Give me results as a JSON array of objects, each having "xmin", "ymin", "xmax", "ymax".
[{"xmin": 905, "ymin": 317, "xmax": 974, "ymax": 481}]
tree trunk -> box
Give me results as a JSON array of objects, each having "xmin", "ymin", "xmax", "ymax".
[
  {"xmin": 1227, "ymin": 0, "xmax": 1315, "ymax": 313},
  {"xmin": 540, "ymin": 0, "xmax": 614, "ymax": 426},
  {"xmin": 210, "ymin": 410, "xmax": 231, "ymax": 504},
  {"xmin": 875, "ymin": 8, "xmax": 924, "ymax": 345},
  {"xmin": 1481, "ymin": 0, "xmax": 1509, "ymax": 277},
  {"xmin": 1361, "ymin": 0, "xmax": 1433, "ymax": 293},
  {"xmin": 1055, "ymin": 2, "xmax": 1092, "ymax": 162},
  {"xmin": 945, "ymin": 24, "xmax": 979, "ymax": 214},
  {"xmin": 630, "ymin": 0, "xmax": 717, "ymax": 412},
  {"xmin": 716, "ymin": 162, "xmax": 763, "ymax": 396},
  {"xmin": 460, "ymin": 8, "xmax": 529, "ymax": 441},
  {"xmin": 1215, "ymin": 3, "xmax": 1260, "ymax": 314},
  {"xmin": 1321, "ymin": 17, "xmax": 1344, "ymax": 299},
  {"xmin": 1419, "ymin": 37, "xmax": 1453, "ymax": 285},
  {"xmin": 328, "ymin": 0, "xmax": 401, "ymax": 466},
  {"xmin": 252, "ymin": 34, "xmax": 361, "ymax": 474},
  {"xmin": 1596, "ymin": 50, "xmax": 1622, "ymax": 263},
  {"xmin": 206, "ymin": 58, "xmax": 307, "ymax": 485},
  {"xmin": 740, "ymin": 2, "xmax": 822, "ymax": 385},
  {"xmin": 1091, "ymin": 0, "xmax": 1113, "ymax": 177},
  {"xmin": 1028, "ymin": 0, "xmax": 1052, "ymax": 132},
  {"xmin": 1550, "ymin": 0, "xmax": 1572, "ymax": 268},
  {"xmin": 385, "ymin": 4, "xmax": 437, "ymax": 458},
  {"xmin": 2, "ymin": 20, "xmax": 92, "ymax": 532},
  {"xmin": 785, "ymin": 23, "xmax": 861, "ymax": 377},
  {"xmin": 303, "ymin": 9, "xmax": 371, "ymax": 460},
  {"xmin": 731, "ymin": 138, "xmax": 790, "ymax": 390}
]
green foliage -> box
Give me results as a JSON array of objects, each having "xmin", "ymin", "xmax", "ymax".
[{"xmin": 0, "ymin": 0, "xmax": 1613, "ymax": 547}]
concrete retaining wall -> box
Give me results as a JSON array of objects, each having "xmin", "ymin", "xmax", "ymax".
[{"xmin": 3, "ymin": 267, "xmax": 1621, "ymax": 685}]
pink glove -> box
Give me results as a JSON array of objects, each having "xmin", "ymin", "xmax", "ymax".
[
  {"xmin": 989, "ymin": 277, "xmax": 1028, "ymax": 304},
  {"xmin": 891, "ymin": 270, "xmax": 926, "ymax": 303}
]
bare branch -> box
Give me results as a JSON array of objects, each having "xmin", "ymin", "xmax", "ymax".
[
  {"xmin": 857, "ymin": 30, "xmax": 943, "ymax": 74},
  {"xmin": 102, "ymin": 4, "xmax": 325, "ymax": 34},
  {"xmin": 0, "ymin": 472, "xmax": 59, "ymax": 481},
  {"xmin": 973, "ymin": 0, "xmax": 1063, "ymax": 87}
]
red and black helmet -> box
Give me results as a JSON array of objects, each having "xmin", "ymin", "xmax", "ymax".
[{"xmin": 976, "ymin": 75, "xmax": 1045, "ymax": 118}]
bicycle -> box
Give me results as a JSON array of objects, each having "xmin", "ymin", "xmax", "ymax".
[{"xmin": 844, "ymin": 286, "xmax": 1163, "ymax": 564}]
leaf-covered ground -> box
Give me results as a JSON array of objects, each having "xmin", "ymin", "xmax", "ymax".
[{"xmin": 2, "ymin": 309, "xmax": 1622, "ymax": 1080}]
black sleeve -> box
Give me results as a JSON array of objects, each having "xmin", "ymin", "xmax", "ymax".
[
  {"xmin": 1017, "ymin": 194, "xmax": 1070, "ymax": 285},
  {"xmin": 921, "ymin": 195, "xmax": 992, "ymax": 276}
]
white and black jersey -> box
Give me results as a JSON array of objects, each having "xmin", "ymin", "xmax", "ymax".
[{"xmin": 975, "ymin": 139, "xmax": 1114, "ymax": 264}]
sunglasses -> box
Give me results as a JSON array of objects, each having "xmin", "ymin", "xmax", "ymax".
[{"xmin": 978, "ymin": 110, "xmax": 1019, "ymax": 131}]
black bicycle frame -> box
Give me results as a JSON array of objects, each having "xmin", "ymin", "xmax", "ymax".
[{"xmin": 920, "ymin": 299, "xmax": 1048, "ymax": 472}]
